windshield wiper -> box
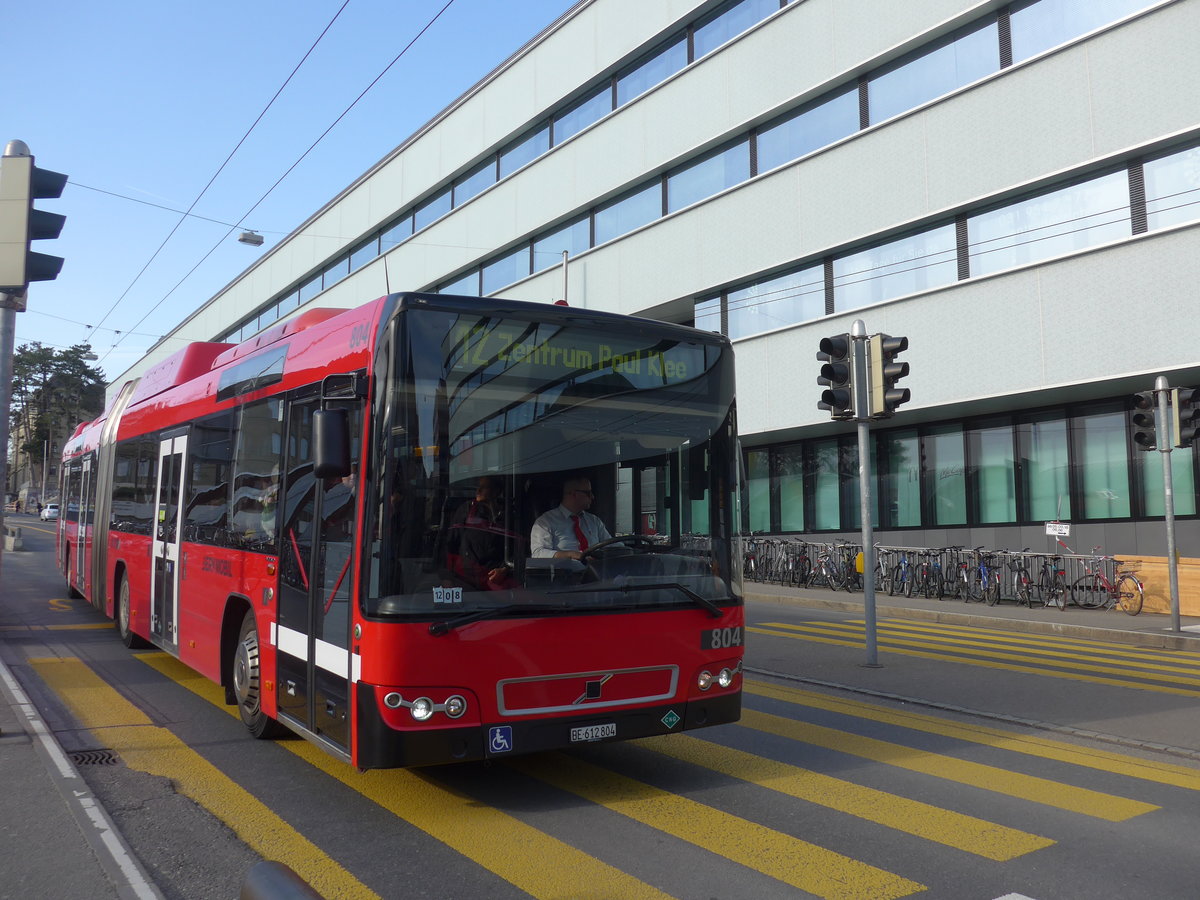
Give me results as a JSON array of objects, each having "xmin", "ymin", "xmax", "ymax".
[
  {"xmin": 429, "ymin": 603, "xmax": 570, "ymax": 636},
  {"xmin": 549, "ymin": 581, "xmax": 729, "ymax": 618}
]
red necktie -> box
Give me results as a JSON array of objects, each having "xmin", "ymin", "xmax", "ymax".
[{"xmin": 571, "ymin": 514, "xmax": 588, "ymax": 552}]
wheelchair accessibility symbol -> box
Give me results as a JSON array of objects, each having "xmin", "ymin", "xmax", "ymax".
[{"xmin": 489, "ymin": 726, "xmax": 513, "ymax": 753}]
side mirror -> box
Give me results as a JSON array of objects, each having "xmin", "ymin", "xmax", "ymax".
[{"xmin": 313, "ymin": 408, "xmax": 351, "ymax": 478}]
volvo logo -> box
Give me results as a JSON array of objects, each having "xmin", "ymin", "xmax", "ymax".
[{"xmin": 574, "ymin": 674, "xmax": 613, "ymax": 705}]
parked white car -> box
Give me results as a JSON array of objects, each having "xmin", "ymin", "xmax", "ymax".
[{"xmin": 40, "ymin": 503, "xmax": 59, "ymax": 521}]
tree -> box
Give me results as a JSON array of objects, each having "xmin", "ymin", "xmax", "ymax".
[{"xmin": 8, "ymin": 342, "xmax": 106, "ymax": 495}]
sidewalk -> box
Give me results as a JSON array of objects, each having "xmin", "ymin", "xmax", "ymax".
[
  {"xmin": 744, "ymin": 579, "xmax": 1200, "ymax": 650},
  {"xmin": 0, "ymin": 518, "xmax": 163, "ymax": 900}
]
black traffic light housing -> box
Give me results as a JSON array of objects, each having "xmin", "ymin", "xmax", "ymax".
[
  {"xmin": 817, "ymin": 333, "xmax": 854, "ymax": 420},
  {"xmin": 867, "ymin": 333, "xmax": 910, "ymax": 419},
  {"xmin": 1172, "ymin": 387, "xmax": 1199, "ymax": 449},
  {"xmin": 1130, "ymin": 391, "xmax": 1157, "ymax": 452},
  {"xmin": 0, "ymin": 140, "xmax": 67, "ymax": 294}
]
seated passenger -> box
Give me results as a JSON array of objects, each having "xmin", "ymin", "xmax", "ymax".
[
  {"xmin": 447, "ymin": 476, "xmax": 515, "ymax": 589},
  {"xmin": 530, "ymin": 475, "xmax": 612, "ymax": 560}
]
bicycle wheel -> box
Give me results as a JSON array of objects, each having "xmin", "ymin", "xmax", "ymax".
[
  {"xmin": 986, "ymin": 571, "xmax": 1002, "ymax": 606},
  {"xmin": 827, "ymin": 561, "xmax": 846, "ymax": 591},
  {"xmin": 1072, "ymin": 574, "xmax": 1104, "ymax": 609},
  {"xmin": 1116, "ymin": 574, "xmax": 1144, "ymax": 616},
  {"xmin": 888, "ymin": 565, "xmax": 903, "ymax": 596},
  {"xmin": 968, "ymin": 569, "xmax": 986, "ymax": 602},
  {"xmin": 874, "ymin": 564, "xmax": 891, "ymax": 594},
  {"xmin": 1014, "ymin": 571, "xmax": 1032, "ymax": 607}
]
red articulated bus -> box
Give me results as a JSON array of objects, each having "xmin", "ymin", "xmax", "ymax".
[{"xmin": 58, "ymin": 292, "xmax": 744, "ymax": 768}]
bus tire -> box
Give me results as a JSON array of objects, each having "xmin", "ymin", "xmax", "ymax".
[
  {"xmin": 233, "ymin": 610, "xmax": 283, "ymax": 739},
  {"xmin": 115, "ymin": 574, "xmax": 150, "ymax": 649}
]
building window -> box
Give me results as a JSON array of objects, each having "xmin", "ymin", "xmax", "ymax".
[
  {"xmin": 923, "ymin": 425, "xmax": 967, "ymax": 526},
  {"xmin": 693, "ymin": 0, "xmax": 781, "ymax": 60},
  {"xmin": 454, "ymin": 158, "xmax": 497, "ymax": 207},
  {"xmin": 879, "ymin": 429, "xmax": 921, "ymax": 528},
  {"xmin": 1141, "ymin": 445, "xmax": 1196, "ymax": 516},
  {"xmin": 1009, "ymin": 0, "xmax": 1154, "ymax": 64},
  {"xmin": 810, "ymin": 438, "xmax": 841, "ymax": 530},
  {"xmin": 1018, "ymin": 414, "xmax": 1071, "ymax": 523},
  {"xmin": 774, "ymin": 444, "xmax": 804, "ymax": 531},
  {"xmin": 349, "ymin": 236, "xmax": 379, "ymax": 273},
  {"xmin": 594, "ymin": 182, "xmax": 661, "ymax": 245},
  {"xmin": 868, "ymin": 20, "xmax": 1000, "ymax": 125},
  {"xmin": 482, "ymin": 245, "xmax": 530, "ymax": 294},
  {"xmin": 833, "ymin": 225, "xmax": 958, "ymax": 311},
  {"xmin": 380, "ymin": 214, "xmax": 412, "ymax": 252},
  {"xmin": 533, "ymin": 217, "xmax": 591, "ymax": 273},
  {"xmin": 440, "ymin": 269, "xmax": 480, "ymax": 295},
  {"xmin": 617, "ymin": 37, "xmax": 688, "ymax": 105},
  {"xmin": 967, "ymin": 171, "xmax": 1129, "ymax": 276},
  {"xmin": 413, "ymin": 189, "xmax": 451, "ymax": 232},
  {"xmin": 667, "ymin": 140, "xmax": 750, "ymax": 213},
  {"xmin": 968, "ymin": 421, "xmax": 1016, "ymax": 524},
  {"xmin": 553, "ymin": 85, "xmax": 613, "ymax": 144},
  {"xmin": 727, "ymin": 264, "xmax": 824, "ymax": 340},
  {"xmin": 499, "ymin": 125, "xmax": 550, "ymax": 178},
  {"xmin": 746, "ymin": 448, "xmax": 772, "ymax": 532},
  {"xmin": 298, "ymin": 273, "xmax": 321, "ymax": 305},
  {"xmin": 1144, "ymin": 145, "xmax": 1200, "ymax": 231},
  {"xmin": 1074, "ymin": 409, "xmax": 1131, "ymax": 519},
  {"xmin": 756, "ymin": 89, "xmax": 858, "ymax": 173}
]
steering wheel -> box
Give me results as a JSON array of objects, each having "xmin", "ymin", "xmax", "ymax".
[{"xmin": 581, "ymin": 534, "xmax": 657, "ymax": 559}]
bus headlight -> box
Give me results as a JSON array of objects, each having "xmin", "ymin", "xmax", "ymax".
[
  {"xmin": 697, "ymin": 670, "xmax": 713, "ymax": 691},
  {"xmin": 444, "ymin": 695, "xmax": 467, "ymax": 719},
  {"xmin": 410, "ymin": 697, "xmax": 435, "ymax": 721},
  {"xmin": 717, "ymin": 668, "xmax": 735, "ymax": 688}
]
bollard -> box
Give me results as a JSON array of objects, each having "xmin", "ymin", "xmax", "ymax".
[
  {"xmin": 239, "ymin": 861, "xmax": 325, "ymax": 900},
  {"xmin": 3, "ymin": 525, "xmax": 21, "ymax": 552}
]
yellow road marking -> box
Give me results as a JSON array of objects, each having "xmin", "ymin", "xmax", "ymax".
[
  {"xmin": 637, "ymin": 734, "xmax": 1053, "ymax": 860},
  {"xmin": 748, "ymin": 625, "xmax": 1200, "ymax": 698},
  {"xmin": 138, "ymin": 653, "xmax": 673, "ymax": 900},
  {"xmin": 851, "ymin": 618, "xmax": 1200, "ymax": 664},
  {"xmin": 49, "ymin": 598, "xmax": 75, "ymax": 611},
  {"xmin": 787, "ymin": 620, "xmax": 1200, "ymax": 680},
  {"xmin": 747, "ymin": 680, "xmax": 1200, "ymax": 792},
  {"xmin": 30, "ymin": 657, "xmax": 377, "ymax": 900},
  {"xmin": 738, "ymin": 706, "xmax": 1156, "ymax": 822},
  {"xmin": 507, "ymin": 752, "xmax": 926, "ymax": 900}
]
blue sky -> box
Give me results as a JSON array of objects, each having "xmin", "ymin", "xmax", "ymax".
[{"xmin": 4, "ymin": 0, "xmax": 576, "ymax": 380}]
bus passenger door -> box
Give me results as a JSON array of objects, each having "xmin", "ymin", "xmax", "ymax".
[
  {"xmin": 75, "ymin": 455, "xmax": 92, "ymax": 594},
  {"xmin": 151, "ymin": 434, "xmax": 187, "ymax": 648},
  {"xmin": 277, "ymin": 397, "xmax": 361, "ymax": 750}
]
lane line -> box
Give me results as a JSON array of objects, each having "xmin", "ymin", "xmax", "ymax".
[
  {"xmin": 748, "ymin": 625, "xmax": 1200, "ymax": 697},
  {"xmin": 29, "ymin": 656, "xmax": 377, "ymax": 900},
  {"xmin": 636, "ymin": 733, "xmax": 1054, "ymax": 861},
  {"xmin": 138, "ymin": 652, "xmax": 675, "ymax": 900},
  {"xmin": 507, "ymin": 752, "xmax": 926, "ymax": 900},
  {"xmin": 746, "ymin": 680, "xmax": 1200, "ymax": 792}
]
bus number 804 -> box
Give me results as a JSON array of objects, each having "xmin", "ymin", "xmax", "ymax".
[{"xmin": 703, "ymin": 626, "xmax": 743, "ymax": 650}]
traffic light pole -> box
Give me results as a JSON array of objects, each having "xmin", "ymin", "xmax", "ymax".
[
  {"xmin": 0, "ymin": 290, "xmax": 18, "ymax": 575},
  {"xmin": 1154, "ymin": 376, "xmax": 1182, "ymax": 633},
  {"xmin": 851, "ymin": 320, "xmax": 880, "ymax": 667}
]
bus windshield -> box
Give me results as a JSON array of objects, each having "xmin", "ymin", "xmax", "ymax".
[{"xmin": 365, "ymin": 299, "xmax": 740, "ymax": 619}]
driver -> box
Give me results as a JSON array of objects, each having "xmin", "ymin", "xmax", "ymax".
[{"xmin": 530, "ymin": 474, "xmax": 612, "ymax": 559}]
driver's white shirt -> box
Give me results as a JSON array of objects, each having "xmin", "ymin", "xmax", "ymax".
[{"xmin": 530, "ymin": 505, "xmax": 612, "ymax": 557}]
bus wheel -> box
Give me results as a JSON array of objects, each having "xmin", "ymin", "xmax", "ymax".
[
  {"xmin": 115, "ymin": 575, "xmax": 149, "ymax": 649},
  {"xmin": 233, "ymin": 610, "xmax": 283, "ymax": 739}
]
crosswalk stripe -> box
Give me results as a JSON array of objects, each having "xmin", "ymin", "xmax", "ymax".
[
  {"xmin": 849, "ymin": 618, "xmax": 1200, "ymax": 664},
  {"xmin": 507, "ymin": 752, "xmax": 925, "ymax": 900},
  {"xmin": 738, "ymin": 707, "xmax": 1157, "ymax": 822},
  {"xmin": 29, "ymin": 657, "xmax": 378, "ymax": 900},
  {"xmin": 636, "ymin": 734, "xmax": 1054, "ymax": 861},
  {"xmin": 814, "ymin": 620, "xmax": 1200, "ymax": 679},
  {"xmin": 746, "ymin": 680, "xmax": 1200, "ymax": 791},
  {"xmin": 137, "ymin": 653, "xmax": 675, "ymax": 900},
  {"xmin": 748, "ymin": 625, "xmax": 1200, "ymax": 697}
]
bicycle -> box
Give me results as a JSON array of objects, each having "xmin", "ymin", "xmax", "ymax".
[
  {"xmin": 968, "ymin": 549, "xmax": 1001, "ymax": 604},
  {"xmin": 889, "ymin": 550, "xmax": 915, "ymax": 597},
  {"xmin": 1034, "ymin": 554, "xmax": 1068, "ymax": 610},
  {"xmin": 1005, "ymin": 549, "xmax": 1033, "ymax": 607},
  {"xmin": 1071, "ymin": 550, "xmax": 1144, "ymax": 615},
  {"xmin": 807, "ymin": 543, "xmax": 846, "ymax": 590}
]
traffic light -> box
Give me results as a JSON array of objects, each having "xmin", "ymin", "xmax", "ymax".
[
  {"xmin": 1172, "ymin": 387, "xmax": 1200, "ymax": 449},
  {"xmin": 1130, "ymin": 391, "xmax": 1157, "ymax": 452},
  {"xmin": 817, "ymin": 333, "xmax": 855, "ymax": 420},
  {"xmin": 866, "ymin": 333, "xmax": 910, "ymax": 419},
  {"xmin": 0, "ymin": 140, "xmax": 67, "ymax": 294}
]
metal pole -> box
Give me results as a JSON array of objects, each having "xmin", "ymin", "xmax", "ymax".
[
  {"xmin": 0, "ymin": 291, "xmax": 19, "ymax": 575},
  {"xmin": 561, "ymin": 250, "xmax": 569, "ymax": 303},
  {"xmin": 851, "ymin": 319, "xmax": 879, "ymax": 667},
  {"xmin": 1156, "ymin": 376, "xmax": 1182, "ymax": 633},
  {"xmin": 41, "ymin": 437, "xmax": 47, "ymax": 503}
]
